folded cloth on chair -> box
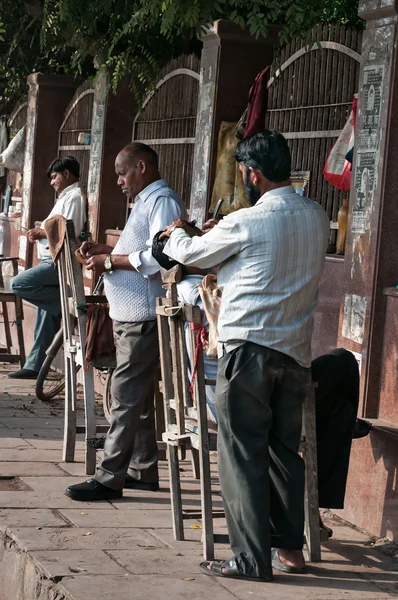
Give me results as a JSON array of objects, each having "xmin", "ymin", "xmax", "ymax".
[
  {"xmin": 198, "ymin": 274, "xmax": 222, "ymax": 358},
  {"xmin": 43, "ymin": 215, "xmax": 67, "ymax": 262},
  {"xmin": 85, "ymin": 304, "xmax": 115, "ymax": 370}
]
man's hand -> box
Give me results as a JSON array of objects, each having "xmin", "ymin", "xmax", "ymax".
[
  {"xmin": 79, "ymin": 242, "xmax": 113, "ymax": 259},
  {"xmin": 201, "ymin": 218, "xmax": 220, "ymax": 233},
  {"xmin": 159, "ymin": 219, "xmax": 203, "ymax": 240},
  {"xmin": 27, "ymin": 227, "xmax": 46, "ymax": 244},
  {"xmin": 85, "ymin": 254, "xmax": 107, "ymax": 274}
]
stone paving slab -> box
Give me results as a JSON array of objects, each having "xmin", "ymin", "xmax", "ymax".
[
  {"xmin": 0, "ymin": 461, "xmax": 67, "ymax": 477},
  {"xmin": 60, "ymin": 509, "xmax": 182, "ymax": 529},
  {"xmin": 0, "ymin": 491, "xmax": 116, "ymax": 510},
  {"xmin": 0, "ymin": 417, "xmax": 66, "ymax": 429},
  {"xmin": 0, "ymin": 436, "xmax": 31, "ymax": 448},
  {"xmin": 18, "ymin": 476, "xmax": 107, "ymax": 493},
  {"xmin": 59, "ymin": 574, "xmax": 236, "ymax": 600},
  {"xmin": 0, "ymin": 427, "xmax": 65, "ymax": 440},
  {"xmin": 7, "ymin": 527, "xmax": 170, "ymax": 552},
  {"xmin": 0, "ymin": 448, "xmax": 86, "ymax": 462},
  {"xmin": 32, "ymin": 549, "xmax": 128, "ymax": 578},
  {"xmin": 0, "ymin": 508, "xmax": 69, "ymax": 528}
]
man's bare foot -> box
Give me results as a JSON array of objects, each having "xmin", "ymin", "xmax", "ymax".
[{"xmin": 277, "ymin": 549, "xmax": 305, "ymax": 569}]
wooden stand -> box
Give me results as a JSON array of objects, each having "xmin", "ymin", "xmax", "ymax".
[
  {"xmin": 0, "ymin": 257, "xmax": 25, "ymax": 367},
  {"xmin": 55, "ymin": 220, "xmax": 107, "ymax": 475},
  {"xmin": 156, "ymin": 267, "xmax": 218, "ymax": 560}
]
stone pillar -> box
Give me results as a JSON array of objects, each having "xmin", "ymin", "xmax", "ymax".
[
  {"xmin": 190, "ymin": 20, "xmax": 279, "ymax": 225},
  {"xmin": 21, "ymin": 74, "xmax": 81, "ymax": 268},
  {"xmin": 87, "ymin": 74, "xmax": 136, "ymax": 247},
  {"xmin": 337, "ymin": 0, "xmax": 398, "ymax": 417}
]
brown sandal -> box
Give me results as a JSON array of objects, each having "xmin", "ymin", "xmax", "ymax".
[{"xmin": 200, "ymin": 557, "xmax": 272, "ymax": 582}]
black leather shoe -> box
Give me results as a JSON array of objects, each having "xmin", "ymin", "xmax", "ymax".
[
  {"xmin": 8, "ymin": 369, "xmax": 38, "ymax": 380},
  {"xmin": 65, "ymin": 479, "xmax": 122, "ymax": 501},
  {"xmin": 124, "ymin": 476, "xmax": 159, "ymax": 491},
  {"xmin": 353, "ymin": 418, "xmax": 372, "ymax": 439}
]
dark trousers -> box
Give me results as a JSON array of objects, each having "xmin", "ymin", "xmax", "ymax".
[
  {"xmin": 216, "ymin": 342, "xmax": 311, "ymax": 579},
  {"xmin": 95, "ymin": 320, "xmax": 159, "ymax": 491},
  {"xmin": 312, "ymin": 348, "xmax": 359, "ymax": 508}
]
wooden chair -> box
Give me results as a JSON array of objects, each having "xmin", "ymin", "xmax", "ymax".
[
  {"xmin": 157, "ymin": 267, "xmax": 324, "ymax": 562},
  {"xmin": 55, "ymin": 219, "xmax": 108, "ymax": 475},
  {"xmin": 156, "ymin": 266, "xmax": 218, "ymax": 561},
  {"xmin": 0, "ymin": 257, "xmax": 25, "ymax": 367}
]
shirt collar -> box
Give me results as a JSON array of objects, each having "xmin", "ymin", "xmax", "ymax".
[
  {"xmin": 58, "ymin": 181, "xmax": 81, "ymax": 199},
  {"xmin": 255, "ymin": 185, "xmax": 295, "ymax": 206},
  {"xmin": 136, "ymin": 179, "xmax": 167, "ymax": 203}
]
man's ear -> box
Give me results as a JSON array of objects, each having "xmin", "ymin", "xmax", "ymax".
[
  {"xmin": 63, "ymin": 169, "xmax": 70, "ymax": 180},
  {"xmin": 250, "ymin": 167, "xmax": 262, "ymax": 187},
  {"xmin": 137, "ymin": 159, "xmax": 146, "ymax": 173}
]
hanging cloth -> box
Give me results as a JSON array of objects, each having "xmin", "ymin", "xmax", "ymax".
[{"xmin": 244, "ymin": 66, "xmax": 271, "ymax": 137}]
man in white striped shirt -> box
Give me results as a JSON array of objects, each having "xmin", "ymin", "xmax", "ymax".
[{"xmin": 162, "ymin": 130, "xmax": 329, "ymax": 581}]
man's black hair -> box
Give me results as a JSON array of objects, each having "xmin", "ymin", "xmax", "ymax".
[
  {"xmin": 152, "ymin": 231, "xmax": 180, "ymax": 270},
  {"xmin": 47, "ymin": 156, "xmax": 80, "ymax": 179},
  {"xmin": 121, "ymin": 142, "xmax": 159, "ymax": 169},
  {"xmin": 235, "ymin": 130, "xmax": 291, "ymax": 183}
]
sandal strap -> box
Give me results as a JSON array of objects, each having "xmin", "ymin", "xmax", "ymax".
[{"xmin": 221, "ymin": 557, "xmax": 240, "ymax": 576}]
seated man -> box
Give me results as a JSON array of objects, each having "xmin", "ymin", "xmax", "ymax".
[
  {"xmin": 9, "ymin": 156, "xmax": 86, "ymax": 379},
  {"xmin": 153, "ymin": 228, "xmax": 370, "ymax": 535}
]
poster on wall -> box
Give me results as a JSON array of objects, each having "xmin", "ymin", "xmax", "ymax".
[{"xmin": 352, "ymin": 64, "xmax": 384, "ymax": 234}]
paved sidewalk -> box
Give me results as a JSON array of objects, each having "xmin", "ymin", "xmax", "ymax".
[{"xmin": 0, "ymin": 364, "xmax": 397, "ymax": 600}]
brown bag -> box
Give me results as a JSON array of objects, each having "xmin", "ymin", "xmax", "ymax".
[
  {"xmin": 85, "ymin": 304, "xmax": 116, "ymax": 370},
  {"xmin": 210, "ymin": 115, "xmax": 249, "ymax": 215}
]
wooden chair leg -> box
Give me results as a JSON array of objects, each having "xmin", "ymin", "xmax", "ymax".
[
  {"xmin": 191, "ymin": 447, "xmax": 200, "ymax": 480},
  {"xmin": 168, "ymin": 444, "xmax": 184, "ymax": 541},
  {"xmin": 15, "ymin": 297, "xmax": 25, "ymax": 367},
  {"xmin": 2, "ymin": 301, "xmax": 12, "ymax": 353},
  {"xmin": 191, "ymin": 319, "xmax": 215, "ymax": 561},
  {"xmin": 82, "ymin": 367, "xmax": 97, "ymax": 476},
  {"xmin": 303, "ymin": 387, "xmax": 322, "ymax": 562},
  {"xmin": 63, "ymin": 357, "xmax": 76, "ymax": 463}
]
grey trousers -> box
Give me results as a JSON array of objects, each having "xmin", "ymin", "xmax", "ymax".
[
  {"xmin": 11, "ymin": 260, "xmax": 61, "ymax": 372},
  {"xmin": 95, "ymin": 320, "xmax": 160, "ymax": 490},
  {"xmin": 216, "ymin": 342, "xmax": 311, "ymax": 579}
]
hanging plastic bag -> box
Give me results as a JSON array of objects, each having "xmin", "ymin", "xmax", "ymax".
[
  {"xmin": 0, "ymin": 126, "xmax": 26, "ymax": 173},
  {"xmin": 323, "ymin": 97, "xmax": 357, "ymax": 191}
]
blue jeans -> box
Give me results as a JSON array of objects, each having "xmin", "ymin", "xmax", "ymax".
[{"xmin": 11, "ymin": 260, "xmax": 61, "ymax": 372}]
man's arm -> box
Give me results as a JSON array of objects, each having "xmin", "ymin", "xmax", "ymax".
[
  {"xmin": 164, "ymin": 217, "xmax": 241, "ymax": 269},
  {"xmin": 27, "ymin": 227, "xmax": 47, "ymax": 243},
  {"xmin": 128, "ymin": 196, "xmax": 184, "ymax": 277},
  {"xmin": 86, "ymin": 196, "xmax": 184, "ymax": 275}
]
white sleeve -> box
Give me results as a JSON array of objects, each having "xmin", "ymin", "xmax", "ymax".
[
  {"xmin": 62, "ymin": 193, "xmax": 86, "ymax": 237},
  {"xmin": 164, "ymin": 217, "xmax": 241, "ymax": 269},
  {"xmin": 128, "ymin": 196, "xmax": 183, "ymax": 277}
]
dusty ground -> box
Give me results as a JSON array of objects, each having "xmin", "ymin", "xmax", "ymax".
[{"xmin": 0, "ymin": 363, "xmax": 397, "ymax": 600}]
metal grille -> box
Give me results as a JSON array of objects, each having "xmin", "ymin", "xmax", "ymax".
[
  {"xmin": 133, "ymin": 55, "xmax": 200, "ymax": 211},
  {"xmin": 58, "ymin": 80, "xmax": 94, "ymax": 194},
  {"xmin": 265, "ymin": 24, "xmax": 362, "ymax": 226}
]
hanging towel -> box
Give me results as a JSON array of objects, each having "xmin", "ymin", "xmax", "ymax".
[{"xmin": 244, "ymin": 67, "xmax": 270, "ymax": 137}]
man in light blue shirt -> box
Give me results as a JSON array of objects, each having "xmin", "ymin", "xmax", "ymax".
[{"xmin": 162, "ymin": 130, "xmax": 329, "ymax": 581}]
